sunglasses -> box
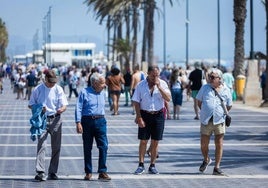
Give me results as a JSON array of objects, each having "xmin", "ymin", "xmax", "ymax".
[{"xmin": 209, "ymin": 75, "xmax": 220, "ymax": 80}]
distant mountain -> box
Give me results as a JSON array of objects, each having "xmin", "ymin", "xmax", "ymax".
[{"xmin": 7, "ymin": 34, "xmax": 105, "ymax": 57}]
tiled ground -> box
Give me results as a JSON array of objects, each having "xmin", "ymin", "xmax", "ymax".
[{"xmin": 1, "ymin": 78, "xmax": 268, "ymax": 188}]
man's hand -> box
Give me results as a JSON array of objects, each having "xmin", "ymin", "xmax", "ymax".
[
  {"xmin": 76, "ymin": 122, "xmax": 83, "ymax": 133},
  {"xmin": 135, "ymin": 117, "xmax": 145, "ymax": 128}
]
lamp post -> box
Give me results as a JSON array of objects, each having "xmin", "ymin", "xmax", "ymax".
[
  {"xmin": 47, "ymin": 6, "xmax": 52, "ymax": 67},
  {"xmin": 217, "ymin": 0, "xmax": 221, "ymax": 68},
  {"xmin": 43, "ymin": 6, "xmax": 52, "ymax": 67},
  {"xmin": 163, "ymin": 0, "xmax": 166, "ymax": 67},
  {"xmin": 249, "ymin": 0, "xmax": 254, "ymax": 59},
  {"xmin": 185, "ymin": 0, "xmax": 189, "ymax": 67}
]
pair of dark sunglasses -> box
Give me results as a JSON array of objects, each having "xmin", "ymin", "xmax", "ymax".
[{"xmin": 209, "ymin": 75, "xmax": 220, "ymax": 80}]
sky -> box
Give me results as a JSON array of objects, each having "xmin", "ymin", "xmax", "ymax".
[{"xmin": 0, "ymin": 0, "xmax": 266, "ymax": 66}]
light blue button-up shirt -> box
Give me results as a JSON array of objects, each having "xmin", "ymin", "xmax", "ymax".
[
  {"xmin": 75, "ymin": 87, "xmax": 106, "ymax": 123},
  {"xmin": 196, "ymin": 84, "xmax": 232, "ymax": 125}
]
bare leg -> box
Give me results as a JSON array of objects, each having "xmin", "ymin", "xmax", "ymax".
[
  {"xmin": 139, "ymin": 140, "xmax": 148, "ymax": 163},
  {"xmin": 200, "ymin": 134, "xmax": 210, "ymax": 162},
  {"xmin": 214, "ymin": 134, "xmax": 224, "ymax": 168},
  {"xmin": 150, "ymin": 139, "xmax": 159, "ymax": 165}
]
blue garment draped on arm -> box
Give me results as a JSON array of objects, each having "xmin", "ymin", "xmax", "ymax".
[{"xmin": 29, "ymin": 104, "xmax": 47, "ymax": 141}]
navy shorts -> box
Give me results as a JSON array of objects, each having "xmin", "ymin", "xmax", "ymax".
[{"xmin": 138, "ymin": 110, "xmax": 165, "ymax": 140}]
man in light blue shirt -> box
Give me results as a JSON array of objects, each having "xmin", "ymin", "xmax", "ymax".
[
  {"xmin": 75, "ymin": 72, "xmax": 111, "ymax": 181},
  {"xmin": 196, "ymin": 68, "xmax": 232, "ymax": 176}
]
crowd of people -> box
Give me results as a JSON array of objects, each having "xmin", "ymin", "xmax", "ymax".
[{"xmin": 0, "ymin": 61, "xmax": 238, "ymax": 181}]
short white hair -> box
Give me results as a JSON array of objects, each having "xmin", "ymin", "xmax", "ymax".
[
  {"xmin": 208, "ymin": 68, "xmax": 223, "ymax": 79},
  {"xmin": 90, "ymin": 72, "xmax": 103, "ymax": 85}
]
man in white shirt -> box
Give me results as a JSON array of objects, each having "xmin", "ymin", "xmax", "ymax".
[
  {"xmin": 132, "ymin": 65, "xmax": 171, "ymax": 175},
  {"xmin": 28, "ymin": 69, "xmax": 68, "ymax": 181}
]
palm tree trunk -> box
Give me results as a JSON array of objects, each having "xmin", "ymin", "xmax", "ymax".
[
  {"xmin": 147, "ymin": 0, "xmax": 155, "ymax": 65},
  {"xmin": 132, "ymin": 2, "xmax": 139, "ymax": 70},
  {"xmin": 141, "ymin": 3, "xmax": 148, "ymax": 65},
  {"xmin": 233, "ymin": 0, "xmax": 247, "ymax": 78}
]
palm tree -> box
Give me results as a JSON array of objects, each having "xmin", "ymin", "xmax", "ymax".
[
  {"xmin": 84, "ymin": 0, "xmax": 177, "ymax": 68},
  {"xmin": 233, "ymin": 0, "xmax": 247, "ymax": 78},
  {"xmin": 0, "ymin": 18, "xmax": 8, "ymax": 63},
  {"xmin": 84, "ymin": 0, "xmax": 140, "ymax": 70}
]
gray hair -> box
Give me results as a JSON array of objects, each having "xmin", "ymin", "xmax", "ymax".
[
  {"xmin": 208, "ymin": 68, "xmax": 223, "ymax": 79},
  {"xmin": 90, "ymin": 72, "xmax": 103, "ymax": 85}
]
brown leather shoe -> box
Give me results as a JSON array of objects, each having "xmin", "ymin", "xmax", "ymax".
[
  {"xmin": 98, "ymin": 172, "xmax": 111, "ymax": 181},
  {"xmin": 84, "ymin": 173, "xmax": 92, "ymax": 180}
]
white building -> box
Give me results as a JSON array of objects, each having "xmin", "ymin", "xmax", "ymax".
[
  {"xmin": 32, "ymin": 50, "xmax": 44, "ymax": 64},
  {"xmin": 43, "ymin": 43, "xmax": 96, "ymax": 67}
]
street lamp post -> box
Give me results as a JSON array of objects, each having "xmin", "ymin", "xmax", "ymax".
[
  {"xmin": 217, "ymin": 0, "xmax": 221, "ymax": 68},
  {"xmin": 47, "ymin": 6, "xmax": 52, "ymax": 67},
  {"xmin": 163, "ymin": 0, "xmax": 166, "ymax": 67},
  {"xmin": 185, "ymin": 0, "xmax": 189, "ymax": 67},
  {"xmin": 249, "ymin": 0, "xmax": 254, "ymax": 59},
  {"xmin": 43, "ymin": 6, "xmax": 52, "ymax": 67}
]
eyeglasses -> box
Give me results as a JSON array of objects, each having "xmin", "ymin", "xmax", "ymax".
[{"xmin": 209, "ymin": 75, "xmax": 220, "ymax": 80}]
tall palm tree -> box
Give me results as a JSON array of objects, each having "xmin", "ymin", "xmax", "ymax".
[
  {"xmin": 0, "ymin": 18, "xmax": 8, "ymax": 63},
  {"xmin": 84, "ymin": 0, "xmax": 140, "ymax": 70},
  {"xmin": 233, "ymin": 0, "xmax": 247, "ymax": 78}
]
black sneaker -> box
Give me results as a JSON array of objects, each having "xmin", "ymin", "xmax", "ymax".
[
  {"xmin": 199, "ymin": 158, "xmax": 212, "ymax": 172},
  {"xmin": 148, "ymin": 166, "xmax": 159, "ymax": 174},
  {"xmin": 48, "ymin": 173, "xmax": 59, "ymax": 180},
  {"xmin": 34, "ymin": 172, "xmax": 46, "ymax": 181},
  {"xmin": 213, "ymin": 168, "xmax": 225, "ymax": 176}
]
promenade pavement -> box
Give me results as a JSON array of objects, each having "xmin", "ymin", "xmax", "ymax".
[{"xmin": 0, "ymin": 77, "xmax": 268, "ymax": 188}]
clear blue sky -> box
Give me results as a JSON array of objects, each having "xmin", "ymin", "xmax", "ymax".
[{"xmin": 0, "ymin": 0, "xmax": 266, "ymax": 64}]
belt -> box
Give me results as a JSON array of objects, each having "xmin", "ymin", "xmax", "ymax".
[
  {"xmin": 84, "ymin": 115, "xmax": 105, "ymax": 119},
  {"xmin": 47, "ymin": 113, "xmax": 60, "ymax": 119},
  {"xmin": 141, "ymin": 109, "xmax": 163, "ymax": 115}
]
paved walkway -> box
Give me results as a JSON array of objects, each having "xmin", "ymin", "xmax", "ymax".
[{"xmin": 0, "ymin": 78, "xmax": 268, "ymax": 188}]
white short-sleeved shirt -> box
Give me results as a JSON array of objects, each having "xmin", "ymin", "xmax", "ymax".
[
  {"xmin": 28, "ymin": 83, "xmax": 68, "ymax": 116},
  {"xmin": 132, "ymin": 79, "xmax": 170, "ymax": 111}
]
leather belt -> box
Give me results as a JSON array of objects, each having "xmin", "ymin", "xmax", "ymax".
[
  {"xmin": 141, "ymin": 109, "xmax": 163, "ymax": 115},
  {"xmin": 84, "ymin": 115, "xmax": 104, "ymax": 119},
  {"xmin": 47, "ymin": 113, "xmax": 60, "ymax": 119}
]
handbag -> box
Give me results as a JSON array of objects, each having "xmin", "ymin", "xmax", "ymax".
[
  {"xmin": 225, "ymin": 114, "xmax": 231, "ymax": 127},
  {"xmin": 213, "ymin": 88, "xmax": 231, "ymax": 127}
]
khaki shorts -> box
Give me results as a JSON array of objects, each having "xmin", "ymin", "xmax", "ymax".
[{"xmin": 200, "ymin": 120, "xmax": 225, "ymax": 136}]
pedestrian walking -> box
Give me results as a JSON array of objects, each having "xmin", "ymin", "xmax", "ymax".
[
  {"xmin": 28, "ymin": 69, "xmax": 68, "ymax": 181},
  {"xmin": 188, "ymin": 62, "xmax": 203, "ymax": 120},
  {"xmin": 196, "ymin": 68, "xmax": 232, "ymax": 175},
  {"xmin": 132, "ymin": 65, "xmax": 171, "ymax": 175},
  {"xmin": 123, "ymin": 68, "xmax": 132, "ymax": 106},
  {"xmin": 169, "ymin": 68, "xmax": 186, "ymax": 120},
  {"xmin": 75, "ymin": 72, "xmax": 111, "ymax": 181},
  {"xmin": 130, "ymin": 64, "xmax": 145, "ymax": 115},
  {"xmin": 106, "ymin": 67, "xmax": 125, "ymax": 115}
]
